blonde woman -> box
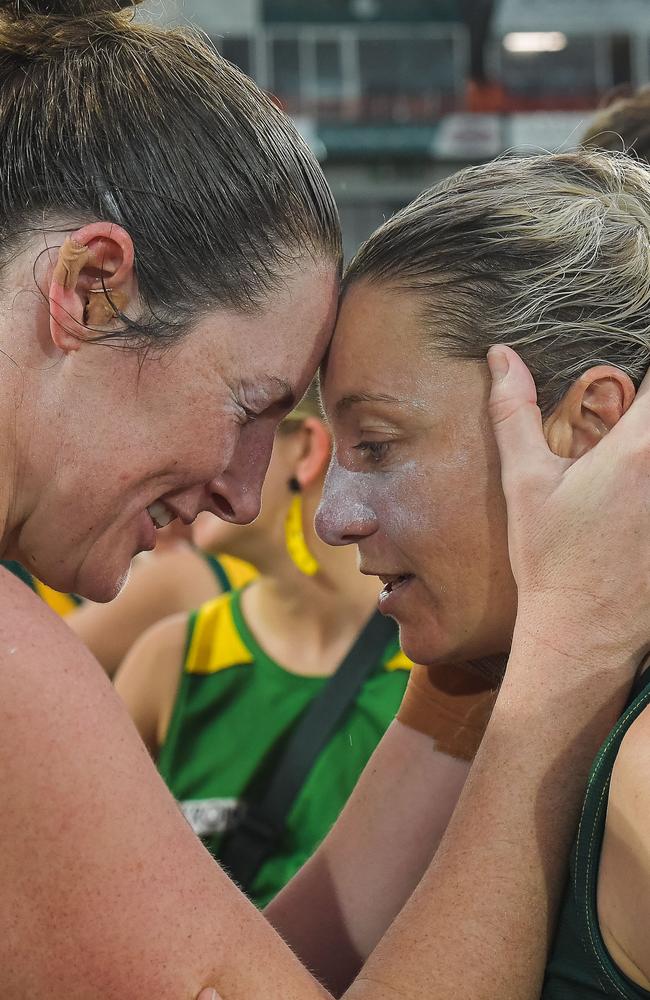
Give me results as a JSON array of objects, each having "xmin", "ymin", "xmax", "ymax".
[{"xmin": 311, "ymin": 150, "xmax": 650, "ymax": 998}]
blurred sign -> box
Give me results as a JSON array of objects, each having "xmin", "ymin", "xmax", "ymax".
[
  {"xmin": 495, "ymin": 0, "xmax": 650, "ymax": 34},
  {"xmin": 434, "ymin": 113, "xmax": 503, "ymax": 160},
  {"xmin": 506, "ymin": 111, "xmax": 593, "ymax": 152},
  {"xmin": 139, "ymin": 0, "xmax": 261, "ymax": 33}
]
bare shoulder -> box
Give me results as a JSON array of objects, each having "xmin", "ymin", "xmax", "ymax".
[
  {"xmin": 122, "ymin": 608, "xmax": 191, "ymax": 664},
  {"xmin": 114, "ymin": 611, "xmax": 190, "ymax": 753},
  {"xmin": 598, "ymin": 695, "xmax": 650, "ymax": 989},
  {"xmin": 139, "ymin": 544, "xmax": 220, "ymax": 609},
  {"xmin": 0, "ymin": 562, "xmax": 76, "ymax": 645},
  {"xmin": 0, "ymin": 570, "xmax": 323, "ymax": 998}
]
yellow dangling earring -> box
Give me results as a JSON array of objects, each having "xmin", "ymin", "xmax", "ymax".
[{"xmin": 285, "ymin": 477, "xmax": 320, "ymax": 577}]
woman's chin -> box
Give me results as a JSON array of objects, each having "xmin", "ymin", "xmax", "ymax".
[
  {"xmin": 72, "ymin": 559, "xmax": 131, "ymax": 604},
  {"xmin": 397, "ymin": 624, "xmax": 451, "ymax": 667}
]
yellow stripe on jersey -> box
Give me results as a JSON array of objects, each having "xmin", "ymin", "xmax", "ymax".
[
  {"xmin": 185, "ymin": 593, "xmax": 254, "ymax": 675},
  {"xmin": 33, "ymin": 580, "xmax": 79, "ymax": 618},
  {"xmin": 385, "ymin": 649, "xmax": 413, "ymax": 672},
  {"xmin": 218, "ymin": 554, "xmax": 257, "ymax": 591}
]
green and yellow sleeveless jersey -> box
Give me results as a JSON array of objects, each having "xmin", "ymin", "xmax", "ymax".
[
  {"xmin": 2, "ymin": 560, "xmax": 82, "ymax": 616},
  {"xmin": 202, "ymin": 552, "xmax": 257, "ymax": 593},
  {"xmin": 543, "ymin": 672, "xmax": 650, "ymax": 999},
  {"xmin": 157, "ymin": 587, "xmax": 411, "ymax": 907},
  {"xmin": 2, "ymin": 552, "xmax": 253, "ymax": 617}
]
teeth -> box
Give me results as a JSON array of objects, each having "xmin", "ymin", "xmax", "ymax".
[
  {"xmin": 381, "ymin": 575, "xmax": 411, "ymax": 596},
  {"xmin": 147, "ymin": 501, "xmax": 174, "ymax": 529}
]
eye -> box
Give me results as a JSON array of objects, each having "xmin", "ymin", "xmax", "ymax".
[
  {"xmin": 235, "ymin": 401, "xmax": 259, "ymax": 426},
  {"xmin": 353, "ymin": 441, "xmax": 390, "ymax": 463}
]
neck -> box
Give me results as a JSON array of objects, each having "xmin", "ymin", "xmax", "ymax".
[
  {"xmin": 0, "ymin": 352, "xmax": 27, "ymax": 558},
  {"xmin": 0, "ymin": 245, "xmax": 62, "ymax": 562},
  {"xmin": 237, "ymin": 529, "xmax": 380, "ymax": 678}
]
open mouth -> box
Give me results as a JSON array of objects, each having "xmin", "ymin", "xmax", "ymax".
[
  {"xmin": 146, "ymin": 500, "xmax": 176, "ymax": 530},
  {"xmin": 379, "ymin": 573, "xmax": 414, "ymax": 599}
]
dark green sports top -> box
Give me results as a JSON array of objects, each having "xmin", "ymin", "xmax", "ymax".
[
  {"xmin": 157, "ymin": 587, "xmax": 411, "ymax": 908},
  {"xmin": 543, "ymin": 671, "xmax": 650, "ymax": 999},
  {"xmin": 2, "ymin": 560, "xmax": 37, "ymax": 591}
]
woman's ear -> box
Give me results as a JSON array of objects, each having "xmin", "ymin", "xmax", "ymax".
[
  {"xmin": 48, "ymin": 221, "xmax": 136, "ymax": 352},
  {"xmin": 544, "ymin": 365, "xmax": 636, "ymax": 458},
  {"xmin": 293, "ymin": 417, "xmax": 332, "ymax": 490}
]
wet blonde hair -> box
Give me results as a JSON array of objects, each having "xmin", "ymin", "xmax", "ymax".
[{"xmin": 345, "ymin": 150, "xmax": 650, "ymax": 415}]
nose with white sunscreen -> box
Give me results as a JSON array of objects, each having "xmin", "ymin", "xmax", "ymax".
[{"xmin": 315, "ymin": 456, "xmax": 377, "ymax": 546}]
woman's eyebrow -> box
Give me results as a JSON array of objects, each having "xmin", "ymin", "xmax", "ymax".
[{"xmin": 334, "ymin": 391, "xmax": 403, "ymax": 417}]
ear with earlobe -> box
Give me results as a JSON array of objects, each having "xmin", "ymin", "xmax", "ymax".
[
  {"xmin": 48, "ymin": 221, "xmax": 136, "ymax": 352},
  {"xmin": 544, "ymin": 365, "xmax": 637, "ymax": 459},
  {"xmin": 293, "ymin": 417, "xmax": 333, "ymax": 491}
]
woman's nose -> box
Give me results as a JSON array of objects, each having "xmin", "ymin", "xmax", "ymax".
[
  {"xmin": 207, "ymin": 424, "xmax": 276, "ymax": 525},
  {"xmin": 208, "ymin": 474, "xmax": 263, "ymax": 525},
  {"xmin": 315, "ymin": 459, "xmax": 377, "ymax": 546}
]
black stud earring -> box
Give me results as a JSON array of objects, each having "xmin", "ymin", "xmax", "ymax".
[{"xmin": 288, "ymin": 476, "xmax": 301, "ymax": 493}]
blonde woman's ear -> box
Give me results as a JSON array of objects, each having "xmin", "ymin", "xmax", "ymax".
[{"xmin": 544, "ymin": 365, "xmax": 636, "ymax": 459}]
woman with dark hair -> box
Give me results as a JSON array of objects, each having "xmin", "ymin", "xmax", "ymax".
[{"xmin": 0, "ymin": 1, "xmax": 645, "ymax": 996}]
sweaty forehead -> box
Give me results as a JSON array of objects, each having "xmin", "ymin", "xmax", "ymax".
[{"xmin": 321, "ymin": 280, "xmax": 431, "ymax": 411}]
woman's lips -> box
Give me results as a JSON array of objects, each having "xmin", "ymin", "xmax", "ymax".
[
  {"xmin": 137, "ymin": 508, "xmax": 157, "ymax": 553},
  {"xmin": 378, "ymin": 573, "xmax": 415, "ymax": 615}
]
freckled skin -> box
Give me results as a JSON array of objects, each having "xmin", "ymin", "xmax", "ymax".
[
  {"xmin": 5, "ymin": 260, "xmax": 338, "ymax": 602},
  {"xmin": 317, "ymin": 280, "xmax": 517, "ymax": 667}
]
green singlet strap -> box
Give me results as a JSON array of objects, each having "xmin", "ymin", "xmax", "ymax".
[
  {"xmin": 2, "ymin": 560, "xmax": 37, "ymax": 592},
  {"xmin": 203, "ymin": 554, "xmax": 232, "ymax": 594},
  {"xmin": 572, "ymin": 670, "xmax": 650, "ymax": 998}
]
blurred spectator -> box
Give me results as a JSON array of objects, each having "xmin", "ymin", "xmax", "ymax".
[
  {"xmin": 67, "ymin": 543, "xmax": 255, "ymax": 678},
  {"xmin": 114, "ymin": 387, "xmax": 410, "ymax": 907}
]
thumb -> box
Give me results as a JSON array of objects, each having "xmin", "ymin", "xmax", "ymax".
[
  {"xmin": 487, "ymin": 345, "xmax": 551, "ymax": 483},
  {"xmin": 196, "ymin": 991, "xmax": 220, "ymax": 1000}
]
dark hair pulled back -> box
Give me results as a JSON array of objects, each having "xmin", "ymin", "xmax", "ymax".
[{"xmin": 0, "ymin": 0, "xmax": 341, "ymax": 344}]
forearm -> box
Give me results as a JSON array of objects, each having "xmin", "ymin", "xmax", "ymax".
[
  {"xmin": 344, "ymin": 631, "xmax": 635, "ymax": 1000},
  {"xmin": 267, "ymin": 722, "xmax": 470, "ymax": 996}
]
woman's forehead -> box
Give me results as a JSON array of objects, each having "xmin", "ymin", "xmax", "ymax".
[
  {"xmin": 323, "ymin": 293, "xmax": 488, "ymax": 424},
  {"xmin": 324, "ymin": 282, "xmax": 434, "ymax": 404}
]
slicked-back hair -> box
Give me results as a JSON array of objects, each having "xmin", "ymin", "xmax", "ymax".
[
  {"xmin": 0, "ymin": 0, "xmax": 342, "ymax": 345},
  {"xmin": 344, "ymin": 150, "xmax": 650, "ymax": 416}
]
